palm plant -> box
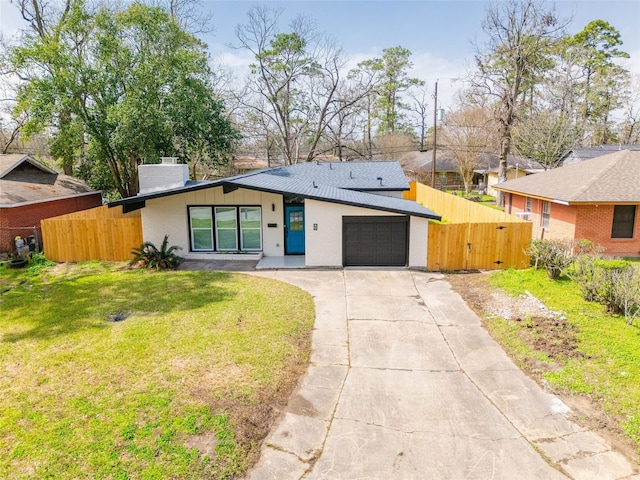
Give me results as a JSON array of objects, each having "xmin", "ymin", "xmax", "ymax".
[{"xmin": 130, "ymin": 235, "xmax": 184, "ymax": 270}]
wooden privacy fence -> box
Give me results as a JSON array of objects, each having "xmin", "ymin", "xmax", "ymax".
[
  {"xmin": 41, "ymin": 205, "xmax": 142, "ymax": 262},
  {"xmin": 405, "ymin": 182, "xmax": 532, "ymax": 271}
]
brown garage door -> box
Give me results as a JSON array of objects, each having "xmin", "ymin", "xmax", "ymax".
[{"xmin": 343, "ymin": 216, "xmax": 408, "ymax": 266}]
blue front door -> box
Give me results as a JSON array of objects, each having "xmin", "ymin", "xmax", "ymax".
[{"xmin": 285, "ymin": 206, "xmax": 305, "ymax": 254}]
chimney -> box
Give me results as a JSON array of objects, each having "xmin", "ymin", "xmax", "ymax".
[{"xmin": 138, "ymin": 157, "xmax": 189, "ymax": 194}]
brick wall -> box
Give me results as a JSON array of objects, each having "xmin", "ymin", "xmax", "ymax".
[
  {"xmin": 575, "ymin": 204, "xmax": 640, "ymax": 256},
  {"xmin": 0, "ymin": 193, "xmax": 103, "ymax": 254},
  {"xmin": 546, "ymin": 203, "xmax": 577, "ymax": 240},
  {"xmin": 505, "ymin": 195, "xmax": 640, "ymax": 256}
]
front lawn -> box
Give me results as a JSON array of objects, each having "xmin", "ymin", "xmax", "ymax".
[
  {"xmin": 486, "ymin": 268, "xmax": 640, "ymax": 453},
  {"xmin": 0, "ymin": 260, "xmax": 314, "ymax": 479}
]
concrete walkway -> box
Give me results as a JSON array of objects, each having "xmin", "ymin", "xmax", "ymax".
[{"xmin": 243, "ymin": 269, "xmax": 637, "ymax": 480}]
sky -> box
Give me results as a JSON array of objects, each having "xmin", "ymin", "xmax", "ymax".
[{"xmin": 1, "ymin": 0, "xmax": 639, "ymax": 111}]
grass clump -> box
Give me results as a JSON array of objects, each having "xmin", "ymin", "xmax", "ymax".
[
  {"xmin": 488, "ymin": 267, "xmax": 640, "ymax": 452},
  {"xmin": 0, "ymin": 261, "xmax": 314, "ymax": 479}
]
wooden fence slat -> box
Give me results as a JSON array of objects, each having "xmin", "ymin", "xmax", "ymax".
[{"xmin": 42, "ymin": 206, "xmax": 142, "ymax": 262}]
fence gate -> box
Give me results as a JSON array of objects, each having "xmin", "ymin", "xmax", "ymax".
[{"xmin": 428, "ymin": 222, "xmax": 531, "ymax": 271}]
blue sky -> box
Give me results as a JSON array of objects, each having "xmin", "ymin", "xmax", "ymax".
[{"xmin": 1, "ymin": 0, "xmax": 639, "ymax": 109}]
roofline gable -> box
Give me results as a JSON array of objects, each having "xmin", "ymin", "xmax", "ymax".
[{"xmin": 0, "ymin": 154, "xmax": 57, "ymax": 178}]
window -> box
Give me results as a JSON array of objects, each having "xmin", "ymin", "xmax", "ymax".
[
  {"xmin": 525, "ymin": 197, "xmax": 532, "ymax": 213},
  {"xmin": 215, "ymin": 207, "xmax": 238, "ymax": 250},
  {"xmin": 189, "ymin": 207, "xmax": 213, "ymax": 250},
  {"xmin": 542, "ymin": 201, "xmax": 550, "ymax": 229},
  {"xmin": 240, "ymin": 207, "xmax": 262, "ymax": 250},
  {"xmin": 611, "ymin": 205, "xmax": 636, "ymax": 239},
  {"xmin": 188, "ymin": 206, "xmax": 262, "ymax": 252}
]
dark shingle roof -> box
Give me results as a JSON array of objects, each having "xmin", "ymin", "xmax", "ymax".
[
  {"xmin": 562, "ymin": 145, "xmax": 638, "ymax": 165},
  {"xmin": 493, "ymin": 149, "xmax": 640, "ymax": 203},
  {"xmin": 261, "ymin": 161, "xmax": 410, "ymax": 190},
  {"xmin": 109, "ymin": 161, "xmax": 440, "ymax": 220},
  {"xmin": 228, "ymin": 172, "xmax": 439, "ymax": 219},
  {"xmin": 0, "ymin": 154, "xmax": 99, "ymax": 206}
]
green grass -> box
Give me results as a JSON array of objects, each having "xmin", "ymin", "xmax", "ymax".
[
  {"xmin": 0, "ymin": 260, "xmax": 314, "ymax": 479},
  {"xmin": 487, "ymin": 268, "xmax": 640, "ymax": 449}
]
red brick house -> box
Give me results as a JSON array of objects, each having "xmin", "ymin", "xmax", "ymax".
[
  {"xmin": 0, "ymin": 154, "xmax": 103, "ymax": 255},
  {"xmin": 494, "ymin": 149, "xmax": 640, "ymax": 257}
]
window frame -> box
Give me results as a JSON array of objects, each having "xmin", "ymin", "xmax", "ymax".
[
  {"xmin": 239, "ymin": 206, "xmax": 263, "ymax": 251},
  {"xmin": 188, "ymin": 205, "xmax": 263, "ymax": 252},
  {"xmin": 611, "ymin": 205, "xmax": 636, "ymax": 239},
  {"xmin": 525, "ymin": 197, "xmax": 532, "ymax": 213},
  {"xmin": 542, "ymin": 201, "xmax": 550, "ymax": 230},
  {"xmin": 189, "ymin": 206, "xmax": 214, "ymax": 251}
]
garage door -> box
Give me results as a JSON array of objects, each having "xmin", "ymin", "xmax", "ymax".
[{"xmin": 343, "ymin": 216, "xmax": 408, "ymax": 266}]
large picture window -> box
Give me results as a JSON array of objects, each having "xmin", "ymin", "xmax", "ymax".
[
  {"xmin": 611, "ymin": 205, "xmax": 636, "ymax": 239},
  {"xmin": 188, "ymin": 206, "xmax": 262, "ymax": 252}
]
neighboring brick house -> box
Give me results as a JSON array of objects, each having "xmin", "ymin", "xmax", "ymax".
[
  {"xmin": 0, "ymin": 154, "xmax": 103, "ymax": 255},
  {"xmin": 494, "ymin": 149, "xmax": 640, "ymax": 257}
]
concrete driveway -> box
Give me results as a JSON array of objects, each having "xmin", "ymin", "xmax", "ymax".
[{"xmin": 245, "ymin": 269, "xmax": 637, "ymax": 480}]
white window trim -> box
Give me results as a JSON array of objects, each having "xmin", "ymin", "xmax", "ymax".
[
  {"xmin": 215, "ymin": 206, "xmax": 239, "ymax": 251},
  {"xmin": 188, "ymin": 206, "xmax": 263, "ymax": 252},
  {"xmin": 239, "ymin": 206, "xmax": 263, "ymax": 251},
  {"xmin": 542, "ymin": 201, "xmax": 550, "ymax": 230},
  {"xmin": 189, "ymin": 206, "xmax": 214, "ymax": 251}
]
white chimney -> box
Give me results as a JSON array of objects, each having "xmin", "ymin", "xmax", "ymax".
[{"xmin": 138, "ymin": 159, "xmax": 189, "ymax": 194}]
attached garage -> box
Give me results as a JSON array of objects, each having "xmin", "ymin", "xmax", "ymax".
[{"xmin": 343, "ymin": 216, "xmax": 408, "ymax": 266}]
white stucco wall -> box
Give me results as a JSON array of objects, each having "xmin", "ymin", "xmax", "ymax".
[
  {"xmin": 141, "ymin": 186, "xmax": 284, "ymax": 259},
  {"xmin": 409, "ymin": 216, "xmax": 428, "ymax": 268},
  {"xmin": 304, "ymin": 199, "xmax": 428, "ymax": 268},
  {"xmin": 140, "ymin": 186, "xmax": 429, "ymax": 267}
]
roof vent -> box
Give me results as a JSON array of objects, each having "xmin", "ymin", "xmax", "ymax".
[
  {"xmin": 377, "ymin": 176, "xmax": 383, "ymax": 186},
  {"xmin": 349, "ymin": 171, "xmax": 353, "ymax": 179},
  {"xmin": 313, "ymin": 181, "xmax": 317, "ymax": 188}
]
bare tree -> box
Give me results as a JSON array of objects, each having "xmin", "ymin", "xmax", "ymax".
[
  {"xmin": 512, "ymin": 109, "xmax": 579, "ymax": 169},
  {"xmin": 407, "ymin": 83, "xmax": 430, "ymax": 150},
  {"xmin": 618, "ymin": 74, "xmax": 640, "ymax": 144},
  {"xmin": 235, "ymin": 6, "xmax": 365, "ymax": 164},
  {"xmin": 470, "ymin": 0, "xmax": 566, "ymax": 205},
  {"xmin": 441, "ymin": 107, "xmax": 497, "ymax": 194}
]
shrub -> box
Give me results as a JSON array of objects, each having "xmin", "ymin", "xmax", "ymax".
[
  {"xmin": 566, "ymin": 254, "xmax": 602, "ymax": 302},
  {"xmin": 568, "ymin": 257, "xmax": 640, "ymax": 325},
  {"xmin": 609, "ymin": 264, "xmax": 640, "ymax": 325},
  {"xmin": 130, "ymin": 235, "xmax": 183, "ymax": 271},
  {"xmin": 528, "ymin": 239, "xmax": 576, "ymax": 279}
]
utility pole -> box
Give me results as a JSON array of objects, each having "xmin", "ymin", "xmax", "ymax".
[{"xmin": 431, "ymin": 80, "xmax": 438, "ymax": 188}]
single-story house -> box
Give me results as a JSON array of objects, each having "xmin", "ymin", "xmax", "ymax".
[
  {"xmin": 0, "ymin": 154, "xmax": 103, "ymax": 254},
  {"xmin": 473, "ymin": 155, "xmax": 544, "ymax": 197},
  {"xmin": 400, "ymin": 150, "xmax": 542, "ymax": 195},
  {"xmin": 494, "ymin": 149, "xmax": 640, "ymax": 257},
  {"xmin": 108, "ymin": 159, "xmax": 441, "ymax": 268}
]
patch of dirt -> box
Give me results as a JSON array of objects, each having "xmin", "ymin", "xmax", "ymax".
[
  {"xmin": 446, "ymin": 272, "xmax": 640, "ymax": 465},
  {"xmin": 188, "ymin": 347, "xmax": 311, "ymax": 475}
]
